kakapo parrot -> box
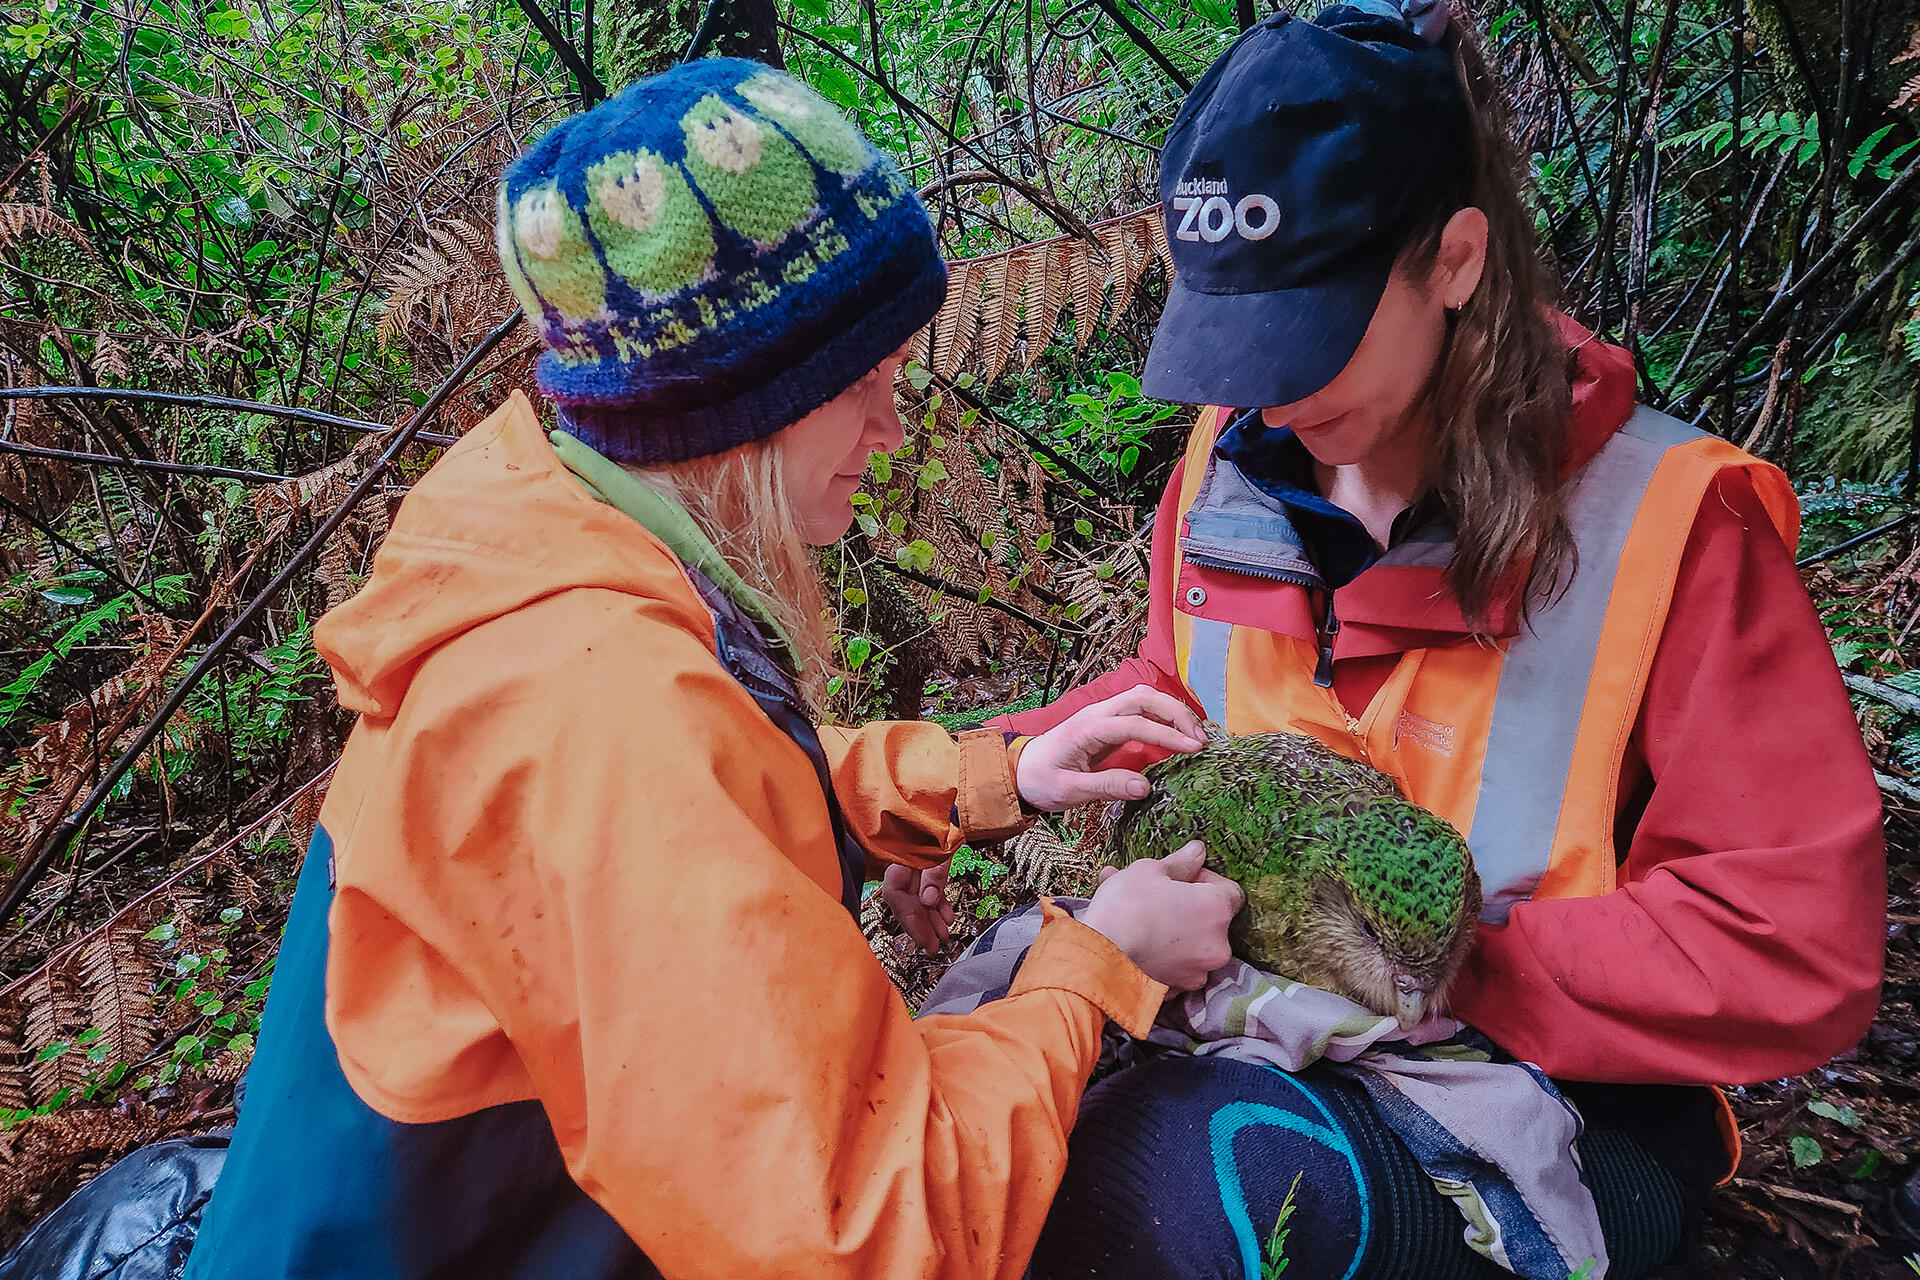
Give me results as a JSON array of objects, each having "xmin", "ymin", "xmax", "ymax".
[{"xmin": 1103, "ymin": 725, "xmax": 1481, "ymax": 1029}]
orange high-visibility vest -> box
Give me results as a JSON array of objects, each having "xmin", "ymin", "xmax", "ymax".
[{"xmin": 1170, "ymin": 405, "xmax": 1799, "ymax": 923}]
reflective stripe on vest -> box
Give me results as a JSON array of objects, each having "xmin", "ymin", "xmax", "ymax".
[
  {"xmin": 1173, "ymin": 406, "xmax": 1796, "ymax": 922},
  {"xmin": 1469, "ymin": 406, "xmax": 1699, "ymax": 920}
]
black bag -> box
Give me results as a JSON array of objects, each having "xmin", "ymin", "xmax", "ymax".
[{"xmin": 0, "ymin": 1129, "xmax": 231, "ymax": 1280}]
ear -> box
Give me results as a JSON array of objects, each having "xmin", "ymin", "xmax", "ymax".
[{"xmin": 1430, "ymin": 207, "xmax": 1489, "ymax": 310}]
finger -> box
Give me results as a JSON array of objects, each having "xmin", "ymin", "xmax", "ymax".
[
  {"xmin": 1088, "ymin": 686, "xmax": 1207, "ymax": 746},
  {"xmin": 1098, "ymin": 864, "xmax": 1120, "ymax": 883},
  {"xmin": 1075, "ymin": 714, "xmax": 1210, "ymax": 759},
  {"xmin": 1194, "ymin": 868, "xmax": 1244, "ymax": 903},
  {"xmin": 921, "ymin": 883, "xmax": 944, "ymax": 907},
  {"xmin": 1162, "ymin": 840, "xmax": 1209, "ymax": 881},
  {"xmin": 903, "ymin": 910, "xmax": 942, "ymax": 953},
  {"xmin": 1048, "ymin": 768, "xmax": 1150, "ymax": 806}
]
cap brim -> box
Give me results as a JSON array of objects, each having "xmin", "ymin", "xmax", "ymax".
[{"xmin": 1141, "ymin": 254, "xmax": 1393, "ymax": 409}]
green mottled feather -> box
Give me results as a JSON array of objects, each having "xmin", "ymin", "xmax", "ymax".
[{"xmin": 1104, "ymin": 727, "xmax": 1481, "ymax": 1021}]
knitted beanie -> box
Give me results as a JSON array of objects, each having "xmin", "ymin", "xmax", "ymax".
[{"xmin": 495, "ymin": 59, "xmax": 947, "ymax": 465}]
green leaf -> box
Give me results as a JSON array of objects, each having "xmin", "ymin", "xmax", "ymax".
[
  {"xmin": 841, "ymin": 587, "xmax": 868, "ymax": 607},
  {"xmin": 1807, "ymin": 1099, "xmax": 1863, "ymax": 1129},
  {"xmin": 1789, "ymin": 1133, "xmax": 1823, "ymax": 1168},
  {"xmin": 1036, "ymin": 531, "xmax": 1054, "ymax": 553},
  {"xmin": 793, "ymin": 0, "xmax": 831, "ymax": 13},
  {"xmin": 905, "ymin": 363, "xmax": 934, "ymax": 391},
  {"xmin": 1073, "ymin": 518, "xmax": 1093, "ymax": 537},
  {"xmin": 1850, "ymin": 124, "xmax": 1898, "ymax": 179},
  {"xmin": 917, "ymin": 457, "xmax": 949, "ymax": 488},
  {"xmin": 846, "ymin": 635, "xmax": 873, "ymax": 669},
  {"xmin": 814, "ymin": 64, "xmax": 860, "ymax": 109}
]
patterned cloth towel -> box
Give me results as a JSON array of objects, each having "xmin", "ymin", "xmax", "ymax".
[{"xmin": 920, "ymin": 903, "xmax": 1610, "ymax": 1280}]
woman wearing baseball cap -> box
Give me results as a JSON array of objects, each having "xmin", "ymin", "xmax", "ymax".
[
  {"xmin": 978, "ymin": 3, "xmax": 1885, "ymax": 1276},
  {"xmin": 180, "ymin": 60, "xmax": 1245, "ymax": 1280}
]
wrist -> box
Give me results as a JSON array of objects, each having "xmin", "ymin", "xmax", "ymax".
[{"xmin": 1009, "ymin": 736, "xmax": 1043, "ymax": 814}]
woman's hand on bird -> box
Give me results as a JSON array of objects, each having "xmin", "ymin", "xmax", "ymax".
[
  {"xmin": 1079, "ymin": 841, "xmax": 1243, "ymax": 992},
  {"xmin": 1016, "ymin": 684, "xmax": 1207, "ymax": 812},
  {"xmin": 882, "ymin": 860, "xmax": 954, "ymax": 953}
]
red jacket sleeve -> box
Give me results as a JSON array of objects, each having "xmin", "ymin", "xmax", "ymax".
[
  {"xmin": 994, "ymin": 460, "xmax": 1198, "ymax": 758},
  {"xmin": 1449, "ymin": 471, "xmax": 1886, "ymax": 1085}
]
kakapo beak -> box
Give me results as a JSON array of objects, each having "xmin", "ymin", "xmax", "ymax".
[{"xmin": 1393, "ymin": 976, "xmax": 1431, "ymax": 1031}]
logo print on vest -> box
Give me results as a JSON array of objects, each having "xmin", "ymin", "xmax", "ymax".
[
  {"xmin": 1171, "ymin": 177, "xmax": 1279, "ymax": 243},
  {"xmin": 1394, "ymin": 710, "xmax": 1455, "ymax": 758}
]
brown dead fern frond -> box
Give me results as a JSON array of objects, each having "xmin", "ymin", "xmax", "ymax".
[
  {"xmin": 0, "ymin": 619, "xmax": 188, "ymax": 868},
  {"xmin": 21, "ymin": 962, "xmax": 87, "ymax": 1103},
  {"xmin": 979, "ymin": 252, "xmax": 1026, "ymax": 385},
  {"xmin": 0, "ymin": 204, "xmax": 97, "ymax": 258},
  {"xmin": 912, "ymin": 206, "xmax": 1169, "ymax": 379},
  {"xmin": 376, "ymin": 219, "xmax": 509, "ymax": 346},
  {"xmin": 92, "ymin": 333, "xmax": 131, "ymax": 381},
  {"xmin": 254, "ymin": 432, "xmax": 384, "ymax": 541},
  {"xmin": 78, "ymin": 925, "xmax": 159, "ymax": 1064},
  {"xmin": 0, "ymin": 997, "xmax": 31, "ymax": 1112},
  {"xmin": 1021, "ymin": 242, "xmax": 1069, "ymax": 370}
]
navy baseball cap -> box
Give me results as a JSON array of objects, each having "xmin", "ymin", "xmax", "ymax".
[{"xmin": 1141, "ymin": 3, "xmax": 1475, "ymax": 410}]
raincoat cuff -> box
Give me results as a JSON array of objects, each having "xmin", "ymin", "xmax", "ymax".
[
  {"xmin": 955, "ymin": 728, "xmax": 1034, "ymax": 844},
  {"xmin": 1009, "ymin": 898, "xmax": 1166, "ymax": 1038}
]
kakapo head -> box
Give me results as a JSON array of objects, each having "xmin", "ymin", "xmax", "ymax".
[{"xmin": 1310, "ymin": 795, "xmax": 1482, "ymax": 1030}]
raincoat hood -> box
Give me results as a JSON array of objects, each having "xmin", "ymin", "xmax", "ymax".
[{"xmin": 314, "ymin": 391, "xmax": 708, "ymax": 719}]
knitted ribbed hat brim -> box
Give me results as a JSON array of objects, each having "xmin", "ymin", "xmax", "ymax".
[{"xmin": 555, "ymin": 248, "xmax": 945, "ymax": 465}]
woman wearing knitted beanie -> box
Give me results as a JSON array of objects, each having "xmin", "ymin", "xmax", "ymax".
[
  {"xmin": 180, "ymin": 61, "xmax": 1243, "ymax": 1280},
  {"xmin": 958, "ymin": 3, "xmax": 1885, "ymax": 1279}
]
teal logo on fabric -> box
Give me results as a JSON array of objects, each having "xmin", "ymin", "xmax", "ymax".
[{"xmin": 1210, "ymin": 1075, "xmax": 1369, "ymax": 1280}]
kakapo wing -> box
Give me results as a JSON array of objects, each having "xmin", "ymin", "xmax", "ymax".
[
  {"xmin": 1105, "ymin": 733, "xmax": 1390, "ymax": 872},
  {"xmin": 1102, "ymin": 731, "xmax": 1406, "ymax": 968}
]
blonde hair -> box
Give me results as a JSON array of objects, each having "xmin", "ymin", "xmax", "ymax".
[
  {"xmin": 629, "ymin": 437, "xmax": 835, "ymax": 714},
  {"xmin": 1399, "ymin": 15, "xmax": 1577, "ymax": 630}
]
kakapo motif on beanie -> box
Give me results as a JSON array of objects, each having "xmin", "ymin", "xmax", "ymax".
[{"xmin": 496, "ymin": 59, "xmax": 947, "ymax": 465}]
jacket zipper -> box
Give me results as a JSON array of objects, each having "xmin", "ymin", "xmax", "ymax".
[
  {"xmin": 1313, "ymin": 593, "xmax": 1340, "ymax": 689},
  {"xmin": 1182, "ymin": 550, "xmax": 1321, "ymax": 590}
]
